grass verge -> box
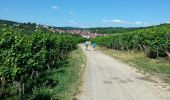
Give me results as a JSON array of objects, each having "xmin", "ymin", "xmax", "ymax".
[
  {"xmin": 29, "ymin": 46, "xmax": 85, "ymax": 100},
  {"xmin": 97, "ymin": 46, "xmax": 170, "ymax": 83}
]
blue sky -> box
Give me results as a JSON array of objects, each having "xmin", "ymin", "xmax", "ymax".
[{"xmin": 0, "ymin": 0, "xmax": 170, "ymax": 27}]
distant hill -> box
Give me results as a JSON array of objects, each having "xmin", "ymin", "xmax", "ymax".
[
  {"xmin": 88, "ymin": 27, "xmax": 143, "ymax": 34},
  {"xmin": 52, "ymin": 27, "xmax": 85, "ymax": 30},
  {"xmin": 87, "ymin": 23, "xmax": 170, "ymax": 34},
  {"xmin": 52, "ymin": 27, "xmax": 144, "ymax": 34},
  {"xmin": 0, "ymin": 19, "xmax": 18, "ymax": 25},
  {"xmin": 1, "ymin": 19, "xmax": 170, "ymax": 34}
]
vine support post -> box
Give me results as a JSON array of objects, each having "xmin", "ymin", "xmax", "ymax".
[{"xmin": 156, "ymin": 46, "xmax": 159, "ymax": 58}]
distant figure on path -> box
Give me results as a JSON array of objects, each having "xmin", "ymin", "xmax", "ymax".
[
  {"xmin": 85, "ymin": 41, "xmax": 89, "ymax": 51},
  {"xmin": 92, "ymin": 42, "xmax": 97, "ymax": 50}
]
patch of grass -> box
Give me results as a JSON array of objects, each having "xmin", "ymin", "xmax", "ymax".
[
  {"xmin": 97, "ymin": 46, "xmax": 170, "ymax": 83},
  {"xmin": 29, "ymin": 46, "xmax": 85, "ymax": 100}
]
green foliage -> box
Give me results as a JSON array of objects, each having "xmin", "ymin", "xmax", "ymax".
[
  {"xmin": 93, "ymin": 24, "xmax": 170, "ymax": 59},
  {"xmin": 0, "ymin": 26, "xmax": 84, "ymax": 99}
]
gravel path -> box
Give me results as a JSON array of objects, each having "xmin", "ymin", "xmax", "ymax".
[{"xmin": 78, "ymin": 44, "xmax": 170, "ymax": 100}]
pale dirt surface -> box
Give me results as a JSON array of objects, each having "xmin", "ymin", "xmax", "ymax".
[{"xmin": 78, "ymin": 44, "xmax": 170, "ymax": 100}]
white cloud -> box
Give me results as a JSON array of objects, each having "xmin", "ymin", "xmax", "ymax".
[
  {"xmin": 102, "ymin": 19, "xmax": 127, "ymax": 24},
  {"xmin": 68, "ymin": 11, "xmax": 75, "ymax": 15},
  {"xmin": 166, "ymin": 21, "xmax": 170, "ymax": 23},
  {"xmin": 102, "ymin": 19, "xmax": 148, "ymax": 25},
  {"xmin": 133, "ymin": 21, "xmax": 149, "ymax": 25},
  {"xmin": 52, "ymin": 6, "xmax": 59, "ymax": 10},
  {"xmin": 3, "ymin": 8, "xmax": 7, "ymax": 11},
  {"xmin": 69, "ymin": 20, "xmax": 77, "ymax": 25},
  {"xmin": 134, "ymin": 21, "xmax": 143, "ymax": 25}
]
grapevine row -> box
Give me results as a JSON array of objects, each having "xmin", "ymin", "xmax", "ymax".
[
  {"xmin": 93, "ymin": 24, "xmax": 170, "ymax": 58},
  {"xmin": 0, "ymin": 28, "xmax": 85, "ymax": 97}
]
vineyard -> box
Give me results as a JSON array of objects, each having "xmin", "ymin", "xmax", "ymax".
[
  {"xmin": 1, "ymin": 20, "xmax": 170, "ymax": 99},
  {"xmin": 93, "ymin": 24, "xmax": 170, "ymax": 59},
  {"xmin": 0, "ymin": 24, "xmax": 85, "ymax": 99}
]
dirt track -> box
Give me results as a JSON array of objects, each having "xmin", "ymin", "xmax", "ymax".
[{"xmin": 78, "ymin": 45, "xmax": 170, "ymax": 100}]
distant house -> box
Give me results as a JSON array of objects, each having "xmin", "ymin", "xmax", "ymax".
[{"xmin": 82, "ymin": 34, "xmax": 90, "ymax": 38}]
